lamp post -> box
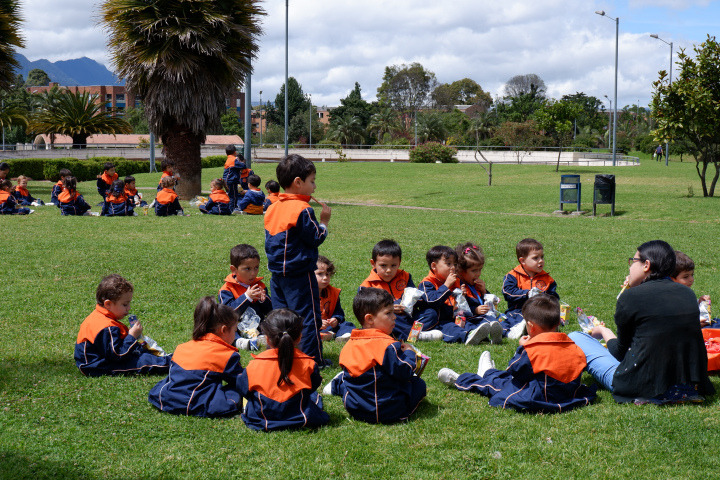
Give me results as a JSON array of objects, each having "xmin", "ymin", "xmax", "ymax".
[
  {"xmin": 650, "ymin": 33, "xmax": 673, "ymax": 167},
  {"xmin": 259, "ymin": 90, "xmax": 263, "ymax": 147},
  {"xmin": 604, "ymin": 95, "xmax": 612, "ymax": 148},
  {"xmin": 284, "ymin": 0, "xmax": 289, "ymax": 156},
  {"xmin": 308, "ymin": 93, "xmax": 312, "ymax": 148},
  {"xmin": 596, "ymin": 10, "xmax": 618, "ymax": 167}
]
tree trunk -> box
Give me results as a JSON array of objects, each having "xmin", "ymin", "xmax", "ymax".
[
  {"xmin": 709, "ymin": 162, "xmax": 720, "ymax": 197},
  {"xmin": 162, "ymin": 125, "xmax": 202, "ymax": 200},
  {"xmin": 697, "ymin": 160, "xmax": 709, "ymax": 197},
  {"xmin": 555, "ymin": 145, "xmax": 562, "ymax": 172},
  {"xmin": 72, "ymin": 133, "xmax": 88, "ymax": 149}
]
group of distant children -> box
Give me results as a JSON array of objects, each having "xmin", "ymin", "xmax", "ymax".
[{"xmin": 72, "ymin": 153, "xmax": 717, "ymax": 431}]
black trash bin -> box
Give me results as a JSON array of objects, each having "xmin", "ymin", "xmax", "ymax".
[{"xmin": 593, "ymin": 174, "xmax": 615, "ymax": 216}]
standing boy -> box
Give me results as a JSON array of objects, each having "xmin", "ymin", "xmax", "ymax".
[
  {"xmin": 223, "ymin": 144, "xmax": 245, "ymax": 208},
  {"xmin": 264, "ymin": 154, "xmax": 331, "ymax": 364}
]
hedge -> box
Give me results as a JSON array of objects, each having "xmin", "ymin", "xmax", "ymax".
[{"xmin": 409, "ymin": 142, "xmax": 458, "ymax": 163}]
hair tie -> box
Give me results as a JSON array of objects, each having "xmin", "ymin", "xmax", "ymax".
[
  {"xmin": 281, "ymin": 331, "xmax": 288, "ymax": 336},
  {"xmin": 464, "ymin": 246, "xmax": 478, "ymax": 254}
]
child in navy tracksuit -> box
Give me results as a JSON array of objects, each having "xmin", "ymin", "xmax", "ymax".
[
  {"xmin": 124, "ymin": 175, "xmax": 147, "ymax": 207},
  {"xmin": 223, "ymin": 144, "xmax": 243, "ymax": 207},
  {"xmin": 74, "ymin": 274, "xmax": 170, "ymax": 376},
  {"xmin": 263, "ymin": 180, "xmax": 280, "ymax": 212},
  {"xmin": 101, "ymin": 180, "xmax": 135, "ymax": 216},
  {"xmin": 327, "ymin": 288, "xmax": 427, "ymax": 424},
  {"xmin": 199, "ymin": 178, "xmax": 232, "ymax": 215},
  {"xmin": 51, "ymin": 168, "xmax": 71, "ymax": 206},
  {"xmin": 316, "ymin": 255, "xmax": 355, "ymax": 341},
  {"xmin": 218, "ymin": 244, "xmax": 273, "ymax": 349},
  {"xmin": 359, "ymin": 239, "xmax": 418, "ymax": 340},
  {"xmin": 157, "ymin": 159, "xmax": 180, "ymax": 191},
  {"xmin": 155, "ymin": 176, "xmax": 184, "ymax": 216},
  {"xmin": 264, "ymin": 154, "xmax": 331, "ymax": 365},
  {"xmin": 58, "ymin": 176, "xmax": 92, "ymax": 216},
  {"xmin": 438, "ymin": 294, "xmax": 596, "ymax": 413},
  {"xmin": 96, "ymin": 162, "xmax": 118, "ymax": 199},
  {"xmin": 236, "ymin": 174, "xmax": 265, "ymax": 214},
  {"xmin": 148, "ymin": 297, "xmax": 243, "ymax": 417},
  {"xmin": 0, "ymin": 162, "xmax": 8, "ymax": 181},
  {"xmin": 502, "ymin": 238, "xmax": 559, "ymax": 338},
  {"xmin": 238, "ymin": 308, "xmax": 329, "ymax": 431},
  {"xmin": 13, "ymin": 175, "xmax": 42, "ymax": 205},
  {"xmin": 0, "ymin": 179, "xmax": 31, "ymax": 214}
]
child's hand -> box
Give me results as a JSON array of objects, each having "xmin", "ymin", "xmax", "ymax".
[
  {"xmin": 518, "ymin": 335, "xmax": 530, "ymax": 346},
  {"xmin": 319, "ymin": 202, "xmax": 331, "ymax": 225},
  {"xmin": 699, "ymin": 295, "xmax": 711, "ymax": 303},
  {"xmin": 460, "ymin": 284, "xmax": 468, "ymax": 296},
  {"xmin": 129, "ymin": 321, "xmax": 143, "ymax": 339},
  {"xmin": 700, "ymin": 317, "xmax": 711, "ymax": 327},
  {"xmin": 328, "ymin": 317, "xmax": 339, "ymax": 328},
  {"xmin": 444, "ymin": 272, "xmax": 457, "ymax": 288},
  {"xmin": 475, "ymin": 304, "xmax": 490, "ymax": 316},
  {"xmin": 393, "ymin": 304, "xmax": 406, "ymax": 315},
  {"xmin": 321, "ymin": 319, "xmax": 330, "ymax": 330},
  {"xmin": 399, "ymin": 342, "xmax": 412, "ymax": 351},
  {"xmin": 245, "ymin": 284, "xmax": 263, "ymax": 302},
  {"xmin": 475, "ymin": 279, "xmax": 487, "ymax": 295}
]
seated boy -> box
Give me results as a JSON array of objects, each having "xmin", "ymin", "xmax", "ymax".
[
  {"xmin": 13, "ymin": 175, "xmax": 43, "ymax": 205},
  {"xmin": 0, "ymin": 179, "xmax": 31, "ymax": 215},
  {"xmin": 263, "ymin": 179, "xmax": 280, "ymax": 212},
  {"xmin": 102, "ymin": 180, "xmax": 135, "ymax": 216},
  {"xmin": 438, "ymin": 294, "xmax": 596, "ymax": 413},
  {"xmin": 316, "ymin": 255, "xmax": 355, "ymax": 341},
  {"xmin": 223, "ymin": 144, "xmax": 245, "ymax": 208},
  {"xmin": 74, "ymin": 274, "xmax": 170, "ymax": 376},
  {"xmin": 157, "ymin": 159, "xmax": 179, "ymax": 191},
  {"xmin": 325, "ymin": 288, "xmax": 426, "ymax": 424},
  {"xmin": 236, "ymin": 174, "xmax": 265, "ymax": 214},
  {"xmin": 672, "ymin": 251, "xmax": 717, "ymax": 328},
  {"xmin": 218, "ymin": 244, "xmax": 272, "ymax": 349},
  {"xmin": 359, "ymin": 239, "xmax": 423, "ymax": 340},
  {"xmin": 124, "ymin": 175, "xmax": 147, "ymax": 207},
  {"xmin": 0, "ymin": 162, "xmax": 8, "ymax": 181},
  {"xmin": 200, "ymin": 178, "xmax": 232, "ymax": 215},
  {"xmin": 155, "ymin": 176, "xmax": 184, "ymax": 216},
  {"xmin": 51, "ymin": 168, "xmax": 71, "ymax": 206},
  {"xmin": 502, "ymin": 238, "xmax": 559, "ymax": 339},
  {"xmin": 96, "ymin": 162, "xmax": 118, "ymax": 199}
]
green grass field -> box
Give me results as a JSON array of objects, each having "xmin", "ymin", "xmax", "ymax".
[{"xmin": 1, "ymin": 156, "xmax": 719, "ymax": 479}]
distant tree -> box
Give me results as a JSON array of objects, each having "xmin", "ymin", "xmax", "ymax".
[
  {"xmin": 368, "ymin": 108, "xmax": 399, "ymax": 142},
  {"xmin": 560, "ymin": 92, "xmax": 606, "ymax": 133},
  {"xmin": 416, "ymin": 112, "xmax": 447, "ymax": 143},
  {"xmin": 327, "ymin": 116, "xmax": 363, "ymax": 147},
  {"xmin": 123, "ymin": 105, "xmax": 149, "ymax": 134},
  {"xmin": 503, "ymin": 74, "xmax": 546, "ymax": 99},
  {"xmin": 101, "ymin": 0, "xmax": 264, "ymax": 198},
  {"xmin": 25, "ymin": 68, "xmax": 50, "ymax": 86},
  {"xmin": 377, "ymin": 62, "xmax": 437, "ymax": 123},
  {"xmin": 432, "ymin": 78, "xmax": 492, "ymax": 111},
  {"xmin": 266, "ymin": 77, "xmax": 308, "ymax": 125},
  {"xmin": 495, "ymin": 90, "xmax": 545, "ymax": 123},
  {"xmin": 467, "ymin": 111, "xmax": 497, "ymax": 145},
  {"xmin": 652, "ymin": 35, "xmax": 720, "ymax": 196},
  {"xmin": 29, "ymin": 90, "xmax": 132, "ymax": 148},
  {"xmin": 496, "ymin": 120, "xmax": 546, "ymax": 163},
  {"xmin": 330, "ymin": 82, "xmax": 375, "ymax": 136},
  {"xmin": 0, "ymin": 0, "xmax": 23, "ymax": 90},
  {"xmin": 219, "ymin": 109, "xmax": 243, "ymax": 136},
  {"xmin": 534, "ymin": 99, "xmax": 582, "ymax": 171}
]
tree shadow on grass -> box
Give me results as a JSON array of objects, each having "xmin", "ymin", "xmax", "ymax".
[{"xmin": 0, "ymin": 450, "xmax": 97, "ymax": 480}]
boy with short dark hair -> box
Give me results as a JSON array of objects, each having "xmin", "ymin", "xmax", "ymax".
[
  {"xmin": 438, "ymin": 294, "xmax": 596, "ymax": 413},
  {"xmin": 124, "ymin": 175, "xmax": 147, "ymax": 207},
  {"xmin": 672, "ymin": 250, "xmax": 717, "ymax": 328},
  {"xmin": 264, "ymin": 154, "xmax": 331, "ymax": 364},
  {"xmin": 74, "ymin": 274, "xmax": 170, "ymax": 376},
  {"xmin": 223, "ymin": 144, "xmax": 246, "ymax": 208},
  {"xmin": 102, "ymin": 179, "xmax": 135, "ymax": 216},
  {"xmin": 325, "ymin": 287, "xmax": 426, "ymax": 424},
  {"xmin": 155, "ymin": 176, "xmax": 184, "ymax": 216},
  {"xmin": 51, "ymin": 168, "xmax": 71, "ymax": 206},
  {"xmin": 236, "ymin": 173, "xmax": 265, "ymax": 214},
  {"xmin": 96, "ymin": 162, "xmax": 118, "ymax": 199},
  {"xmin": 359, "ymin": 239, "xmax": 418, "ymax": 340},
  {"xmin": 263, "ymin": 179, "xmax": 280, "ymax": 212},
  {"xmin": 0, "ymin": 162, "xmax": 8, "ymax": 180},
  {"xmin": 502, "ymin": 238, "xmax": 559, "ymax": 339},
  {"xmin": 413, "ymin": 245, "xmax": 460, "ymax": 341},
  {"xmin": 157, "ymin": 159, "xmax": 179, "ymax": 191}
]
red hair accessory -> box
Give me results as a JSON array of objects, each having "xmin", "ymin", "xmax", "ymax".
[{"xmin": 464, "ymin": 246, "xmax": 478, "ymax": 254}]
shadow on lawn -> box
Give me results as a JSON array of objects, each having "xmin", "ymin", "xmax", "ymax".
[{"xmin": 0, "ymin": 450, "xmax": 97, "ymax": 480}]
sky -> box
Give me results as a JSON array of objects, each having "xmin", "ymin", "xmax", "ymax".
[{"xmin": 17, "ymin": 0, "xmax": 720, "ymax": 109}]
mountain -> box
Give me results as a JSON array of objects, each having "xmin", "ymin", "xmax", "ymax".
[{"xmin": 15, "ymin": 53, "xmax": 123, "ymax": 86}]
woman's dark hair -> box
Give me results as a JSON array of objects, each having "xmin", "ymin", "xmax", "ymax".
[
  {"xmin": 261, "ymin": 309, "xmax": 303, "ymax": 387},
  {"xmin": 637, "ymin": 240, "xmax": 676, "ymax": 280},
  {"xmin": 192, "ymin": 296, "xmax": 238, "ymax": 341},
  {"xmin": 62, "ymin": 176, "xmax": 77, "ymax": 192}
]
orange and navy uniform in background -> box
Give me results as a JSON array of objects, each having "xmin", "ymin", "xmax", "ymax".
[
  {"xmin": 154, "ymin": 187, "xmax": 182, "ymax": 216},
  {"xmin": 237, "ymin": 348, "xmax": 329, "ymax": 431},
  {"xmin": 319, "ymin": 285, "xmax": 355, "ymax": 337},
  {"xmin": 50, "ymin": 179, "xmax": 63, "ymax": 205},
  {"xmin": 501, "ymin": 265, "xmax": 559, "ymax": 333},
  {"xmin": 218, "ymin": 273, "xmax": 272, "ymax": 321},
  {"xmin": 124, "ymin": 184, "xmax": 147, "ymax": 207},
  {"xmin": 101, "ymin": 191, "xmax": 134, "ymax": 216},
  {"xmin": 330, "ymin": 328, "xmax": 426, "ymax": 424},
  {"xmin": 74, "ymin": 305, "xmax": 170, "ymax": 377},
  {"xmin": 223, "ymin": 154, "xmax": 246, "ymax": 207},
  {"xmin": 359, "ymin": 268, "xmax": 416, "ymax": 340},
  {"xmin": 0, "ymin": 189, "xmax": 30, "ymax": 215},
  {"xmin": 148, "ymin": 333, "xmax": 243, "ymax": 417},
  {"xmin": 453, "ymin": 332, "xmax": 596, "ymax": 413},
  {"xmin": 200, "ymin": 188, "xmax": 232, "ymax": 215},
  {"xmin": 96, "ymin": 171, "xmax": 118, "ymax": 198},
  {"xmin": 461, "ymin": 279, "xmax": 491, "ymax": 316},
  {"xmin": 12, "ymin": 185, "xmax": 36, "ymax": 205},
  {"xmin": 237, "ymin": 186, "xmax": 265, "ymax": 214},
  {"xmin": 415, "ymin": 271, "xmax": 459, "ymax": 331},
  {"xmin": 157, "ymin": 171, "xmax": 177, "ymax": 191},
  {"xmin": 264, "ymin": 193, "xmax": 328, "ymax": 363},
  {"xmin": 263, "ymin": 191, "xmax": 279, "ymax": 212},
  {"xmin": 58, "ymin": 189, "xmax": 91, "ymax": 216}
]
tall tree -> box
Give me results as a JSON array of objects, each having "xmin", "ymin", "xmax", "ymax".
[
  {"xmin": 503, "ymin": 73, "xmax": 547, "ymax": 99},
  {"xmin": 377, "ymin": 62, "xmax": 437, "ymax": 122},
  {"xmin": 534, "ymin": 99, "xmax": 582, "ymax": 171},
  {"xmin": 330, "ymin": 82, "xmax": 374, "ymax": 138},
  {"xmin": 0, "ymin": 0, "xmax": 23, "ymax": 90},
  {"xmin": 25, "ymin": 68, "xmax": 50, "ymax": 86},
  {"xmin": 432, "ymin": 78, "xmax": 492, "ymax": 111},
  {"xmin": 327, "ymin": 115, "xmax": 363, "ymax": 147},
  {"xmin": 367, "ymin": 108, "xmax": 399, "ymax": 143},
  {"xmin": 266, "ymin": 77, "xmax": 308, "ymax": 126},
  {"xmin": 652, "ymin": 35, "xmax": 720, "ymax": 196},
  {"xmin": 561, "ymin": 92, "xmax": 606, "ymax": 132},
  {"xmin": 101, "ymin": 0, "xmax": 264, "ymax": 198}
]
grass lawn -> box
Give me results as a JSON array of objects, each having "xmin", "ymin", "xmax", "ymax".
[{"xmin": 1, "ymin": 156, "xmax": 719, "ymax": 479}]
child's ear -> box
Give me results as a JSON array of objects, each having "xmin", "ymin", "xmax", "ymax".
[
  {"xmin": 229, "ymin": 265, "xmax": 238, "ymax": 275},
  {"xmin": 518, "ymin": 257, "xmax": 526, "ymax": 265},
  {"xmin": 430, "ymin": 261, "xmax": 438, "ymax": 272},
  {"xmin": 370, "ymin": 259, "xmax": 376, "ymax": 268},
  {"xmin": 292, "ymin": 176, "xmax": 303, "ymax": 188},
  {"xmin": 103, "ymin": 299, "xmax": 113, "ymax": 309},
  {"xmin": 364, "ymin": 313, "xmax": 374, "ymax": 326}
]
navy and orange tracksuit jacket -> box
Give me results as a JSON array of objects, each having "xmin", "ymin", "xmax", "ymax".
[
  {"xmin": 218, "ymin": 274, "xmax": 272, "ymax": 318},
  {"xmin": 238, "ymin": 348, "xmax": 329, "ymax": 431},
  {"xmin": 58, "ymin": 189, "xmax": 91, "ymax": 216},
  {"xmin": 453, "ymin": 332, "xmax": 596, "ymax": 413},
  {"xmin": 102, "ymin": 192, "xmax": 134, "ymax": 216},
  {"xmin": 12, "ymin": 185, "xmax": 36, "ymax": 205},
  {"xmin": 320, "ymin": 285, "xmax": 355, "ymax": 336},
  {"xmin": 124, "ymin": 185, "xmax": 146, "ymax": 206},
  {"xmin": 96, "ymin": 171, "xmax": 118, "ymax": 198},
  {"xmin": 461, "ymin": 280, "xmax": 491, "ymax": 317},
  {"xmin": 237, "ymin": 187, "xmax": 265, "ymax": 214},
  {"xmin": 263, "ymin": 192, "xmax": 279, "ymax": 212},
  {"xmin": 502, "ymin": 265, "xmax": 558, "ymax": 312},
  {"xmin": 148, "ymin": 333, "xmax": 243, "ymax": 417},
  {"xmin": 332, "ymin": 328, "xmax": 427, "ymax": 424},
  {"xmin": 359, "ymin": 269, "xmax": 416, "ymax": 339},
  {"xmin": 51, "ymin": 179, "xmax": 63, "ymax": 205},
  {"xmin": 415, "ymin": 271, "xmax": 459, "ymax": 329},
  {"xmin": 157, "ymin": 171, "xmax": 178, "ymax": 191},
  {"xmin": 200, "ymin": 189, "xmax": 232, "ymax": 215},
  {"xmin": 264, "ymin": 193, "xmax": 327, "ymax": 275},
  {"xmin": 155, "ymin": 188, "xmax": 182, "ymax": 216},
  {"xmin": 74, "ymin": 305, "xmax": 170, "ymax": 377},
  {"xmin": 0, "ymin": 190, "xmax": 22, "ymax": 214},
  {"xmin": 222, "ymin": 154, "xmax": 246, "ymax": 185}
]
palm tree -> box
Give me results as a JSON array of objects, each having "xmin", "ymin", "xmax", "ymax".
[
  {"xmin": 368, "ymin": 108, "xmax": 399, "ymax": 143},
  {"xmin": 0, "ymin": 0, "xmax": 23, "ymax": 90},
  {"xmin": 101, "ymin": 0, "xmax": 264, "ymax": 198},
  {"xmin": 467, "ymin": 112, "xmax": 496, "ymax": 145},
  {"xmin": 416, "ymin": 112, "xmax": 446, "ymax": 143},
  {"xmin": 28, "ymin": 90, "xmax": 132, "ymax": 148},
  {"xmin": 328, "ymin": 116, "xmax": 364, "ymax": 147}
]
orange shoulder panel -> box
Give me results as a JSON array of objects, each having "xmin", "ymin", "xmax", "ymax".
[
  {"xmin": 156, "ymin": 188, "xmax": 177, "ymax": 204},
  {"xmin": 224, "ymin": 155, "xmax": 237, "ymax": 169},
  {"xmin": 339, "ymin": 328, "xmax": 396, "ymax": 376},
  {"xmin": 320, "ymin": 285, "xmax": 341, "ymax": 320},
  {"xmin": 524, "ymin": 332, "xmax": 586, "ymax": 383},
  {"xmin": 172, "ymin": 334, "xmax": 237, "ymax": 372},
  {"xmin": 58, "ymin": 190, "xmax": 78, "ymax": 203},
  {"xmin": 264, "ymin": 194, "xmax": 312, "ymax": 236},
  {"xmin": 76, "ymin": 305, "xmax": 128, "ymax": 344},
  {"xmin": 245, "ymin": 349, "xmax": 316, "ymax": 402},
  {"xmin": 0, "ymin": 191, "xmax": 9, "ymax": 202}
]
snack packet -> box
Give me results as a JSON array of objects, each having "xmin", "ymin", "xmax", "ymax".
[
  {"xmin": 453, "ymin": 288, "xmax": 471, "ymax": 316},
  {"xmin": 400, "ymin": 287, "xmax": 423, "ymax": 315},
  {"xmin": 406, "ymin": 344, "xmax": 430, "ymax": 377},
  {"xmin": 238, "ymin": 307, "xmax": 261, "ymax": 338},
  {"xmin": 559, "ymin": 302, "xmax": 570, "ymax": 326},
  {"xmin": 700, "ymin": 299, "xmax": 711, "ymax": 325},
  {"xmin": 142, "ymin": 335, "xmax": 169, "ymax": 357},
  {"xmin": 407, "ymin": 320, "xmax": 423, "ymax": 343},
  {"xmin": 576, "ymin": 307, "xmax": 604, "ymax": 334},
  {"xmin": 528, "ymin": 287, "xmax": 542, "ymax": 298}
]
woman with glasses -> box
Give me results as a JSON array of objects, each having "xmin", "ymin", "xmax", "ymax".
[{"xmin": 569, "ymin": 240, "xmax": 714, "ymax": 404}]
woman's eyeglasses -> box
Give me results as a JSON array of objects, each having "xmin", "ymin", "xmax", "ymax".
[{"xmin": 628, "ymin": 257, "xmax": 642, "ymax": 266}]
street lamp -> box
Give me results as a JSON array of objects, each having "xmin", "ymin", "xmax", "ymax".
[
  {"xmin": 604, "ymin": 95, "xmax": 612, "ymax": 148},
  {"xmin": 259, "ymin": 90, "xmax": 263, "ymax": 147},
  {"xmin": 308, "ymin": 93, "xmax": 312, "ymax": 148},
  {"xmin": 650, "ymin": 33, "xmax": 673, "ymax": 167},
  {"xmin": 596, "ymin": 10, "xmax": 619, "ymax": 167},
  {"xmin": 284, "ymin": 0, "xmax": 289, "ymax": 156}
]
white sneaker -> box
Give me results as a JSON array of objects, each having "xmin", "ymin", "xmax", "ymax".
[
  {"xmin": 488, "ymin": 321, "xmax": 503, "ymax": 345},
  {"xmin": 418, "ymin": 329, "xmax": 443, "ymax": 341},
  {"xmin": 437, "ymin": 368, "xmax": 460, "ymax": 386},
  {"xmin": 465, "ymin": 323, "xmax": 491, "ymax": 345},
  {"xmin": 477, "ymin": 351, "xmax": 495, "ymax": 376},
  {"xmin": 322, "ymin": 371, "xmax": 343, "ymax": 396},
  {"xmin": 336, "ymin": 332, "xmax": 352, "ymax": 342},
  {"xmin": 507, "ymin": 319, "xmax": 527, "ymax": 340},
  {"xmin": 235, "ymin": 338, "xmax": 252, "ymax": 350}
]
